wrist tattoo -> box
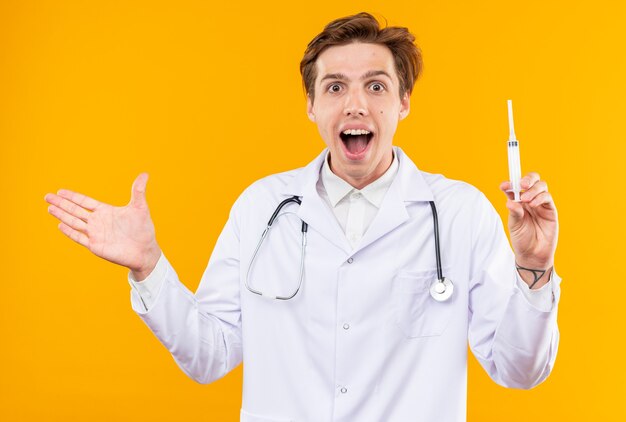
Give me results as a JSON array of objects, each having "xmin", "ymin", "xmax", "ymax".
[{"xmin": 515, "ymin": 264, "xmax": 547, "ymax": 289}]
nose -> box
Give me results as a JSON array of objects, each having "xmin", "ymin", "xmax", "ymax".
[{"xmin": 343, "ymin": 88, "xmax": 368, "ymax": 117}]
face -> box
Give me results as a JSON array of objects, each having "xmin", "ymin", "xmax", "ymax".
[{"xmin": 307, "ymin": 42, "xmax": 410, "ymax": 189}]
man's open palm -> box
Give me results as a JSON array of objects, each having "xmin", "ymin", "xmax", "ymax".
[{"xmin": 45, "ymin": 173, "xmax": 161, "ymax": 278}]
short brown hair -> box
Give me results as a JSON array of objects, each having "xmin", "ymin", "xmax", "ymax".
[{"xmin": 300, "ymin": 12, "xmax": 422, "ymax": 101}]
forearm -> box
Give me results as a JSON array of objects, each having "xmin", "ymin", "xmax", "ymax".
[
  {"xmin": 490, "ymin": 279, "xmax": 560, "ymax": 389},
  {"xmin": 516, "ymin": 262, "xmax": 553, "ymax": 290},
  {"xmin": 474, "ymin": 268, "xmax": 561, "ymax": 389},
  {"xmin": 130, "ymin": 255, "xmax": 242, "ymax": 384}
]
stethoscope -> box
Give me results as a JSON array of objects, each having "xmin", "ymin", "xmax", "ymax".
[{"xmin": 245, "ymin": 196, "xmax": 454, "ymax": 302}]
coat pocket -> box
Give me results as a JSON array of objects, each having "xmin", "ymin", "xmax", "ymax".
[
  {"xmin": 240, "ymin": 409, "xmax": 293, "ymax": 422},
  {"xmin": 392, "ymin": 270, "xmax": 454, "ymax": 338}
]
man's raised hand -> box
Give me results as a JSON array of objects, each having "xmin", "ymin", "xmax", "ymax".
[
  {"xmin": 45, "ymin": 173, "xmax": 162, "ymax": 280},
  {"xmin": 500, "ymin": 172, "xmax": 558, "ymax": 289}
]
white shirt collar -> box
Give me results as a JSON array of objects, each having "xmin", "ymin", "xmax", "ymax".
[{"xmin": 321, "ymin": 151, "xmax": 399, "ymax": 208}]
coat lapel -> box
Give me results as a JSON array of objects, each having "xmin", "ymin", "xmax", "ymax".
[
  {"xmin": 355, "ymin": 174, "xmax": 409, "ymax": 252},
  {"xmin": 353, "ymin": 147, "xmax": 435, "ymax": 253},
  {"xmin": 281, "ymin": 150, "xmax": 352, "ymax": 254},
  {"xmin": 280, "ymin": 147, "xmax": 435, "ymax": 256}
]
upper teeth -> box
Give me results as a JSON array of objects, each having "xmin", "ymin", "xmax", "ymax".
[{"xmin": 343, "ymin": 129, "xmax": 371, "ymax": 135}]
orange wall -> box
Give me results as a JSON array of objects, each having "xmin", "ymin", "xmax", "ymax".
[{"xmin": 1, "ymin": 1, "xmax": 624, "ymax": 420}]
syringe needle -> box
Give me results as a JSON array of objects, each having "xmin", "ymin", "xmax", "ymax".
[
  {"xmin": 507, "ymin": 99, "xmax": 516, "ymax": 140},
  {"xmin": 507, "ymin": 100, "xmax": 522, "ymax": 202}
]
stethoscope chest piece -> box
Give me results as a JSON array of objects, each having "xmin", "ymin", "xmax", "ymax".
[{"xmin": 430, "ymin": 277, "xmax": 454, "ymax": 302}]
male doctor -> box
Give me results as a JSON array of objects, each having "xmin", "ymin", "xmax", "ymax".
[{"xmin": 45, "ymin": 12, "xmax": 560, "ymax": 422}]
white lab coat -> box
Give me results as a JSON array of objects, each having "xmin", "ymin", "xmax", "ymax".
[{"xmin": 131, "ymin": 147, "xmax": 560, "ymax": 422}]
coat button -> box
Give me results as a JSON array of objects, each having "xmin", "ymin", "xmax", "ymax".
[
  {"xmin": 347, "ymin": 257, "xmax": 354, "ymax": 264},
  {"xmin": 340, "ymin": 387, "xmax": 347, "ymax": 394},
  {"xmin": 343, "ymin": 323, "xmax": 350, "ymax": 330}
]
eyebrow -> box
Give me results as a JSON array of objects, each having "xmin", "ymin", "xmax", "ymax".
[
  {"xmin": 362, "ymin": 70, "xmax": 392, "ymax": 80},
  {"xmin": 320, "ymin": 70, "xmax": 392, "ymax": 83}
]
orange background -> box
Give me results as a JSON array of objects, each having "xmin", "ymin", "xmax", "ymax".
[{"xmin": 1, "ymin": 0, "xmax": 625, "ymax": 420}]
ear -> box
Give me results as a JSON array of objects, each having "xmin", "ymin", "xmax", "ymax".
[
  {"xmin": 307, "ymin": 94, "xmax": 316, "ymax": 122},
  {"xmin": 399, "ymin": 92, "xmax": 410, "ymax": 121}
]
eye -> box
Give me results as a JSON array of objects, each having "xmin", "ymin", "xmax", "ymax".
[
  {"xmin": 327, "ymin": 83, "xmax": 342, "ymax": 93},
  {"xmin": 369, "ymin": 82, "xmax": 385, "ymax": 93}
]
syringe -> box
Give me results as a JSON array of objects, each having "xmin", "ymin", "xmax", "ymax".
[{"xmin": 507, "ymin": 100, "xmax": 522, "ymax": 202}]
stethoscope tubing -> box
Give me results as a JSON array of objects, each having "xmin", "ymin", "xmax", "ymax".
[
  {"xmin": 246, "ymin": 196, "xmax": 452, "ymax": 301},
  {"xmin": 429, "ymin": 201, "xmax": 444, "ymax": 282},
  {"xmin": 245, "ymin": 196, "xmax": 307, "ymax": 300}
]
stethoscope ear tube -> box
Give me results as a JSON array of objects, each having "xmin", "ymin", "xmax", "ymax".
[
  {"xmin": 267, "ymin": 196, "xmax": 302, "ymax": 226},
  {"xmin": 246, "ymin": 196, "xmax": 306, "ymax": 300}
]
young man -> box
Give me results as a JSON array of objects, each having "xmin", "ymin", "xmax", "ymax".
[{"xmin": 45, "ymin": 12, "xmax": 560, "ymax": 422}]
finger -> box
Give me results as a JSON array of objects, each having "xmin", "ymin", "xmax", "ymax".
[
  {"xmin": 58, "ymin": 222, "xmax": 89, "ymax": 248},
  {"xmin": 506, "ymin": 198, "xmax": 525, "ymax": 221},
  {"xmin": 130, "ymin": 173, "xmax": 149, "ymax": 207},
  {"xmin": 44, "ymin": 193, "xmax": 91, "ymax": 222},
  {"xmin": 529, "ymin": 191, "xmax": 556, "ymax": 210},
  {"xmin": 56, "ymin": 189, "xmax": 100, "ymax": 211},
  {"xmin": 499, "ymin": 181, "xmax": 511, "ymax": 192},
  {"xmin": 48, "ymin": 204, "xmax": 88, "ymax": 232},
  {"xmin": 520, "ymin": 180, "xmax": 548, "ymax": 203},
  {"xmin": 520, "ymin": 172, "xmax": 540, "ymax": 190},
  {"xmin": 499, "ymin": 181, "xmax": 516, "ymax": 201}
]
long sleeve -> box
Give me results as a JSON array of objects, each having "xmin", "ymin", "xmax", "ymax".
[
  {"xmin": 129, "ymin": 199, "xmax": 244, "ymax": 384},
  {"xmin": 468, "ymin": 193, "xmax": 560, "ymax": 389},
  {"xmin": 128, "ymin": 253, "xmax": 167, "ymax": 311},
  {"xmin": 515, "ymin": 274, "xmax": 555, "ymax": 312}
]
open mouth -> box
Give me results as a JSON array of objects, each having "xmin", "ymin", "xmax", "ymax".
[{"xmin": 339, "ymin": 129, "xmax": 374, "ymax": 156}]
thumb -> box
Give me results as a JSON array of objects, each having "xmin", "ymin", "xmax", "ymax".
[
  {"xmin": 130, "ymin": 173, "xmax": 149, "ymax": 207},
  {"xmin": 506, "ymin": 198, "xmax": 525, "ymax": 227}
]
